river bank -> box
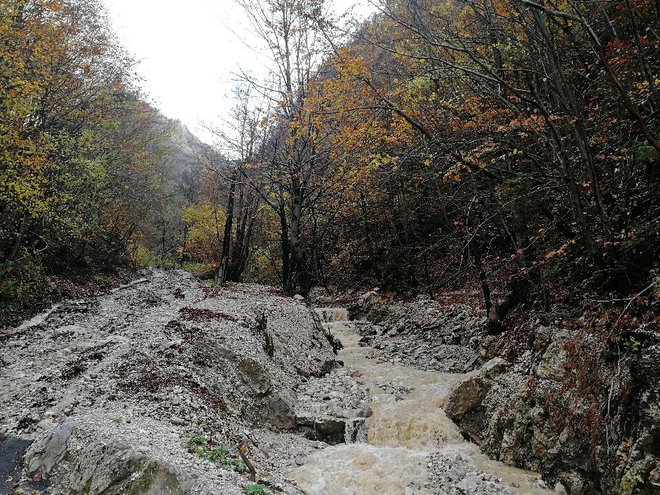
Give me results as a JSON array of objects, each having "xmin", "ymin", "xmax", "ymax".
[
  {"xmin": 292, "ymin": 309, "xmax": 553, "ymax": 494},
  {"xmin": 340, "ymin": 289, "xmax": 659, "ymax": 494}
]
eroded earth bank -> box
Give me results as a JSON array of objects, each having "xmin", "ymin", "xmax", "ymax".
[{"xmin": 0, "ymin": 272, "xmax": 656, "ymax": 494}]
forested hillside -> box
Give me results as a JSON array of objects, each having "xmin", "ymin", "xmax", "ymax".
[
  {"xmin": 4, "ymin": 0, "xmax": 656, "ymax": 321},
  {"xmin": 0, "ymin": 0, "xmax": 222, "ymax": 324},
  {"xmin": 217, "ymin": 0, "xmax": 659, "ymax": 307},
  {"xmin": 196, "ymin": 1, "xmax": 659, "ymax": 491}
]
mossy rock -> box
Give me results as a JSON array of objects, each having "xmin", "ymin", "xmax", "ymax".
[{"xmin": 125, "ymin": 461, "xmax": 186, "ymax": 495}]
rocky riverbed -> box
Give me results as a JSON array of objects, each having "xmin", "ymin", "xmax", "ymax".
[
  {"xmin": 290, "ymin": 310, "xmax": 553, "ymax": 495},
  {"xmin": 341, "ymin": 289, "xmax": 659, "ymax": 495},
  {"xmin": 1, "ymin": 272, "xmax": 655, "ymax": 494}
]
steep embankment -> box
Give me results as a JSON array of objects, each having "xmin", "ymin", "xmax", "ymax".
[
  {"xmin": 347, "ymin": 290, "xmax": 659, "ymax": 495},
  {"xmin": 0, "ymin": 271, "xmax": 344, "ymax": 494}
]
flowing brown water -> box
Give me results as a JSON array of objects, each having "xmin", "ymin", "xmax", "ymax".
[{"xmin": 291, "ymin": 309, "xmax": 553, "ymax": 495}]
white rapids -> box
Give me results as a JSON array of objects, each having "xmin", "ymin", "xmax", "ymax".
[{"xmin": 290, "ymin": 308, "xmax": 553, "ymax": 495}]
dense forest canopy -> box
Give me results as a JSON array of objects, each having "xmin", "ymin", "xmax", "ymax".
[
  {"xmin": 1, "ymin": 0, "xmax": 658, "ymax": 329},
  {"xmin": 207, "ymin": 0, "xmax": 658, "ymax": 326}
]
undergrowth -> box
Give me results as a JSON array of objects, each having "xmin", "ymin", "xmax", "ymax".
[
  {"xmin": 186, "ymin": 434, "xmax": 246, "ymax": 473},
  {"xmin": 243, "ymin": 484, "xmax": 270, "ymax": 495}
]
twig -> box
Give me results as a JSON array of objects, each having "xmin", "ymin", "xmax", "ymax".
[
  {"xmin": 613, "ymin": 280, "xmax": 657, "ymax": 326},
  {"xmin": 237, "ymin": 444, "xmax": 257, "ymax": 482}
]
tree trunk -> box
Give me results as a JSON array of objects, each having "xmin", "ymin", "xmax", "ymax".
[
  {"xmin": 279, "ymin": 205, "xmax": 291, "ymax": 291},
  {"xmin": 289, "ymin": 182, "xmax": 309, "ymax": 295},
  {"xmin": 218, "ymin": 169, "xmax": 237, "ymax": 285}
]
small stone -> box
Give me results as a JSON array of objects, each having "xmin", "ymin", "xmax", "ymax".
[
  {"xmin": 535, "ymin": 479, "xmax": 548, "ymax": 489},
  {"xmin": 358, "ymin": 407, "xmax": 373, "ymax": 418},
  {"xmin": 332, "ymin": 408, "xmax": 345, "ymax": 418},
  {"xmin": 170, "ymin": 416, "xmax": 185, "ymax": 426},
  {"xmin": 457, "ymin": 477, "xmax": 478, "ymax": 492}
]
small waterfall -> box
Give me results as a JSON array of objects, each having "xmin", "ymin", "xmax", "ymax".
[
  {"xmin": 344, "ymin": 418, "xmax": 368, "ymax": 444},
  {"xmin": 315, "ymin": 307, "xmax": 349, "ymax": 323}
]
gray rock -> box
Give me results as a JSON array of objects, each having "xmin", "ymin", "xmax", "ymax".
[
  {"xmin": 538, "ymin": 337, "xmax": 569, "ymax": 381},
  {"xmin": 26, "ymin": 418, "xmax": 77, "ymax": 477},
  {"xmin": 457, "ymin": 477, "xmax": 479, "ymax": 492},
  {"xmin": 445, "ymin": 358, "xmax": 509, "ymax": 419},
  {"xmin": 445, "ymin": 375, "xmax": 488, "ymax": 418},
  {"xmin": 311, "ymin": 418, "xmax": 346, "ymax": 445},
  {"xmin": 66, "ymin": 441, "xmax": 187, "ymax": 495},
  {"xmin": 268, "ymin": 392, "xmax": 297, "ymax": 429},
  {"xmin": 358, "ymin": 406, "xmax": 373, "ymax": 418},
  {"xmin": 481, "ymin": 358, "xmax": 509, "ymax": 379}
]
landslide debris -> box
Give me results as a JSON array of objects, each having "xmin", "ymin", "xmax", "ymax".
[{"xmin": 0, "ymin": 271, "xmax": 345, "ymax": 494}]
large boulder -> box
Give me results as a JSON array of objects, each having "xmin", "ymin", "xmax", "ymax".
[
  {"xmin": 536, "ymin": 329, "xmax": 570, "ymax": 381},
  {"xmin": 23, "ymin": 420, "xmax": 191, "ymax": 495},
  {"xmin": 26, "ymin": 418, "xmax": 77, "ymax": 478},
  {"xmin": 445, "ymin": 358, "xmax": 509, "ymax": 440}
]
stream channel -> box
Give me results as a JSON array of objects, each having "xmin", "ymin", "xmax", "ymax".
[{"xmin": 291, "ymin": 308, "xmax": 554, "ymax": 495}]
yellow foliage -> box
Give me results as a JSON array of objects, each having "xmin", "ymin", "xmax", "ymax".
[{"xmin": 182, "ymin": 202, "xmax": 225, "ymax": 262}]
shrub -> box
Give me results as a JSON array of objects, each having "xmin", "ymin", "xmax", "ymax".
[
  {"xmin": 243, "ymin": 484, "xmax": 270, "ymax": 495},
  {"xmin": 186, "ymin": 434, "xmax": 246, "ymax": 473}
]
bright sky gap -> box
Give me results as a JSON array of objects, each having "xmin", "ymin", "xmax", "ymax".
[{"xmin": 103, "ymin": 0, "xmax": 374, "ymax": 144}]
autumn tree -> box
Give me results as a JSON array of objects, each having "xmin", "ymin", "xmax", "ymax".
[
  {"xmin": 0, "ymin": 0, "xmax": 200, "ymax": 321},
  {"xmin": 236, "ymin": 0, "xmax": 342, "ymax": 294},
  {"xmin": 1, "ymin": 0, "xmax": 136, "ymax": 265},
  {"xmin": 298, "ymin": 0, "xmax": 658, "ymax": 317},
  {"xmin": 206, "ymin": 87, "xmax": 267, "ymax": 284}
]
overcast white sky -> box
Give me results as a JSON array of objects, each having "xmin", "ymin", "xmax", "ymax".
[{"xmin": 102, "ymin": 0, "xmax": 373, "ymax": 144}]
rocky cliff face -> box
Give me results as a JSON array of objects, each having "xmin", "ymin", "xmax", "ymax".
[
  {"xmin": 459, "ymin": 325, "xmax": 659, "ymax": 495},
  {"xmin": 159, "ymin": 119, "xmax": 216, "ymax": 180},
  {"xmin": 349, "ymin": 290, "xmax": 659, "ymax": 495}
]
